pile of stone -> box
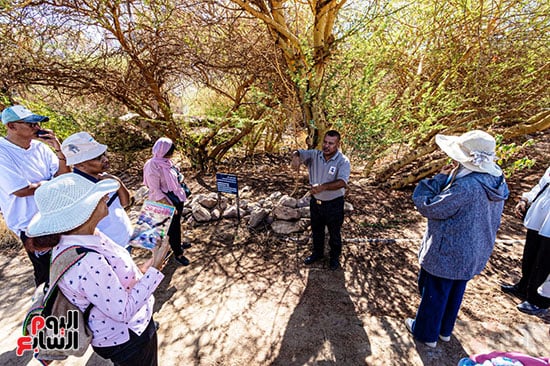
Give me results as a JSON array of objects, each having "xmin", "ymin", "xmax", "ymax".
[{"xmin": 130, "ymin": 186, "xmax": 354, "ymax": 235}]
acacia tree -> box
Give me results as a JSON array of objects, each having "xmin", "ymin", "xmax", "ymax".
[
  {"xmin": 0, "ymin": 0, "xmax": 201, "ymax": 139},
  {"xmin": 222, "ymin": 0, "xmax": 361, "ymax": 148},
  {"xmin": 1, "ymin": 0, "xmax": 291, "ymax": 164},
  {"xmin": 324, "ymin": 0, "xmax": 550, "ymax": 187},
  {"xmin": 175, "ymin": 6, "xmax": 296, "ymax": 169}
]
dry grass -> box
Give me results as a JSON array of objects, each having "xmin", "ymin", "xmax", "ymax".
[{"xmin": 0, "ymin": 214, "xmax": 21, "ymax": 252}]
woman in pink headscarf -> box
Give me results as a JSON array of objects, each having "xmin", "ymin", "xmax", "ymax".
[{"xmin": 143, "ymin": 137, "xmax": 191, "ymax": 266}]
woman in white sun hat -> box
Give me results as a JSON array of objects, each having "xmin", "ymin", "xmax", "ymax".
[
  {"xmin": 26, "ymin": 173, "xmax": 169, "ymax": 365},
  {"xmin": 406, "ymin": 130, "xmax": 509, "ymax": 348}
]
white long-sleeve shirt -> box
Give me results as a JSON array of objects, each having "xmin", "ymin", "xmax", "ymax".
[{"xmin": 523, "ymin": 166, "xmax": 550, "ymax": 237}]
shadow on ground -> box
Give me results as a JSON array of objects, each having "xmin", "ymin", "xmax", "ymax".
[{"xmin": 272, "ymin": 268, "xmax": 371, "ymax": 365}]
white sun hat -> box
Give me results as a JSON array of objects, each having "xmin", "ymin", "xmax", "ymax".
[
  {"xmin": 61, "ymin": 132, "xmax": 108, "ymax": 166},
  {"xmin": 27, "ymin": 173, "xmax": 119, "ymax": 237},
  {"xmin": 435, "ymin": 130, "xmax": 502, "ymax": 176}
]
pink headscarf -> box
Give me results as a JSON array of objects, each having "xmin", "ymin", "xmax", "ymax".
[{"xmin": 143, "ymin": 137, "xmax": 186, "ymax": 201}]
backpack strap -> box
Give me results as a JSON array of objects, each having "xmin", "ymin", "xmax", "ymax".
[
  {"xmin": 23, "ymin": 246, "xmax": 98, "ymax": 336},
  {"xmin": 42, "ymin": 246, "xmax": 98, "ymax": 318},
  {"xmin": 106, "ymin": 192, "xmax": 119, "ymax": 207},
  {"xmin": 532, "ymin": 182, "xmax": 549, "ymax": 204},
  {"xmin": 48, "ymin": 246, "xmax": 90, "ymax": 287}
]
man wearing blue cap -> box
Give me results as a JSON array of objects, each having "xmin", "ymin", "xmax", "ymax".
[{"xmin": 0, "ymin": 104, "xmax": 70, "ymax": 286}]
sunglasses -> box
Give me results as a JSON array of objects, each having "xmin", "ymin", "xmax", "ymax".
[{"xmin": 16, "ymin": 122, "xmax": 41, "ymax": 128}]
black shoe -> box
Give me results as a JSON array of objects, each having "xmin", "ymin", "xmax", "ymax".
[
  {"xmin": 174, "ymin": 255, "xmax": 190, "ymax": 266},
  {"xmin": 501, "ymin": 283, "xmax": 526, "ymax": 300},
  {"xmin": 304, "ymin": 255, "xmax": 322, "ymax": 265},
  {"xmin": 181, "ymin": 242, "xmax": 192, "ymax": 250},
  {"xmin": 329, "ymin": 259, "xmax": 341, "ymax": 271}
]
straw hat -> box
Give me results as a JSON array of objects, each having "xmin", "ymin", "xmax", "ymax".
[
  {"xmin": 27, "ymin": 173, "xmax": 119, "ymax": 236},
  {"xmin": 435, "ymin": 130, "xmax": 502, "ymax": 176},
  {"xmin": 61, "ymin": 132, "xmax": 108, "ymax": 166}
]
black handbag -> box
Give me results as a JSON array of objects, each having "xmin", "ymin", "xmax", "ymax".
[{"xmin": 170, "ymin": 166, "xmax": 192, "ymax": 198}]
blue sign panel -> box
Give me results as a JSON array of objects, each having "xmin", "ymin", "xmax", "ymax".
[{"xmin": 216, "ymin": 173, "xmax": 238, "ymax": 195}]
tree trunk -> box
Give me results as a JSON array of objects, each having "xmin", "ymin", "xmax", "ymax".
[
  {"xmin": 229, "ymin": 0, "xmax": 343, "ymax": 149},
  {"xmin": 501, "ymin": 110, "xmax": 550, "ymax": 138},
  {"xmin": 380, "ymin": 110, "xmax": 550, "ymax": 189},
  {"xmin": 388, "ymin": 157, "xmax": 447, "ymax": 189}
]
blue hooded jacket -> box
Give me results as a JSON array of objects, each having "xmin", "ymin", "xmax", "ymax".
[{"xmin": 413, "ymin": 171, "xmax": 509, "ymax": 280}]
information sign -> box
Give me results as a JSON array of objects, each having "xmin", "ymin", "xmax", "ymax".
[{"xmin": 216, "ymin": 173, "xmax": 238, "ymax": 195}]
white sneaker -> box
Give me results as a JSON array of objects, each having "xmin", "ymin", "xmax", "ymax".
[
  {"xmin": 424, "ymin": 341, "xmax": 437, "ymax": 348},
  {"xmin": 405, "ymin": 318, "xmax": 437, "ymax": 348},
  {"xmin": 405, "ymin": 318, "xmax": 414, "ymax": 333},
  {"xmin": 439, "ymin": 334, "xmax": 451, "ymax": 342}
]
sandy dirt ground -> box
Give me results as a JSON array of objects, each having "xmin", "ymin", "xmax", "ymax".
[{"xmin": 1, "ymin": 132, "xmax": 549, "ymax": 366}]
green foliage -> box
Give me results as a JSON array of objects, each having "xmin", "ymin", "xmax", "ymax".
[
  {"xmin": 323, "ymin": 0, "xmax": 549, "ymax": 180},
  {"xmin": 495, "ymin": 135, "xmax": 536, "ymax": 177},
  {"xmin": 1, "ymin": 0, "xmax": 548, "ymax": 182},
  {"xmin": 30, "ymin": 104, "xmax": 80, "ymax": 141}
]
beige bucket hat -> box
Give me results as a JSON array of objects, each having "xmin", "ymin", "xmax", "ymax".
[{"xmin": 435, "ymin": 130, "xmax": 502, "ymax": 176}]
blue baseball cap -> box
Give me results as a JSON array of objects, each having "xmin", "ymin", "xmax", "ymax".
[{"xmin": 1, "ymin": 105, "xmax": 49, "ymax": 124}]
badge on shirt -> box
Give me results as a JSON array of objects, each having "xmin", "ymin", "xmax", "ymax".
[{"xmin": 328, "ymin": 166, "xmax": 336, "ymax": 175}]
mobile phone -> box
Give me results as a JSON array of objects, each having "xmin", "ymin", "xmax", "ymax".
[{"xmin": 36, "ymin": 130, "xmax": 51, "ymax": 139}]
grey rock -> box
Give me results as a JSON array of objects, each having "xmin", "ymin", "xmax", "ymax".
[
  {"xmin": 278, "ymin": 195, "xmax": 297, "ymax": 208},
  {"xmin": 272, "ymin": 206, "xmax": 301, "ymax": 220},
  {"xmin": 192, "ymin": 204, "xmax": 212, "ymax": 222},
  {"xmin": 248, "ymin": 208, "xmax": 270, "ymax": 228},
  {"xmin": 271, "ymin": 220, "xmax": 303, "ymax": 234}
]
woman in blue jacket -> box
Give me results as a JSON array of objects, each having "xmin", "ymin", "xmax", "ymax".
[{"xmin": 406, "ymin": 130, "xmax": 509, "ymax": 348}]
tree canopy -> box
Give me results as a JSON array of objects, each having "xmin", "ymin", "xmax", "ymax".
[{"xmin": 1, "ymin": 0, "xmax": 548, "ymax": 186}]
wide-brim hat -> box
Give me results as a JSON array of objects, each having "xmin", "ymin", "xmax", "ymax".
[
  {"xmin": 27, "ymin": 173, "xmax": 119, "ymax": 237},
  {"xmin": 1, "ymin": 105, "xmax": 49, "ymax": 124},
  {"xmin": 435, "ymin": 130, "xmax": 502, "ymax": 176},
  {"xmin": 62, "ymin": 132, "xmax": 108, "ymax": 166}
]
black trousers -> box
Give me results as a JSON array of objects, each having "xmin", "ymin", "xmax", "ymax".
[
  {"xmin": 93, "ymin": 318, "xmax": 158, "ymax": 366},
  {"xmin": 20, "ymin": 232, "xmax": 51, "ymax": 286},
  {"xmin": 517, "ymin": 229, "xmax": 550, "ymax": 308},
  {"xmin": 309, "ymin": 196, "xmax": 345, "ymax": 260},
  {"xmin": 167, "ymin": 201, "xmax": 184, "ymax": 257}
]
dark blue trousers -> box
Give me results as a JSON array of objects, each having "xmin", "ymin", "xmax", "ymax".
[{"xmin": 412, "ymin": 268, "xmax": 468, "ymax": 343}]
